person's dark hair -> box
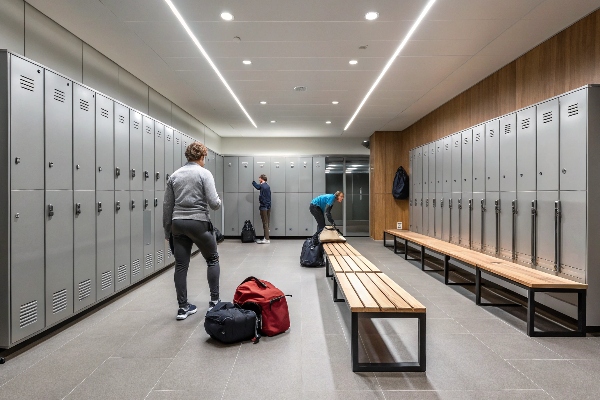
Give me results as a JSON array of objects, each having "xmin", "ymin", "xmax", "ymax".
[
  {"xmin": 185, "ymin": 141, "xmax": 208, "ymax": 162},
  {"xmin": 260, "ymin": 174, "xmax": 267, "ymax": 182},
  {"xmin": 334, "ymin": 191, "xmax": 344, "ymax": 198}
]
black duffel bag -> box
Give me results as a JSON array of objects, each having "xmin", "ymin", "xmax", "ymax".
[
  {"xmin": 241, "ymin": 220, "xmax": 256, "ymax": 243},
  {"xmin": 204, "ymin": 302, "xmax": 259, "ymax": 344},
  {"xmin": 300, "ymin": 235, "xmax": 325, "ymax": 267}
]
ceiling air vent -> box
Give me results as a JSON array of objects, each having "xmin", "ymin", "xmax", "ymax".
[{"xmin": 294, "ymin": 86, "xmax": 307, "ymax": 92}]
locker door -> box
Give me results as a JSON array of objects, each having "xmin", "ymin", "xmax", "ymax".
[
  {"xmin": 537, "ymin": 99, "xmax": 559, "ymax": 191},
  {"xmin": 422, "ymin": 145, "xmax": 429, "ymax": 194},
  {"xmin": 270, "ymin": 193, "xmax": 286, "ymax": 235},
  {"xmin": 96, "ymin": 191, "xmax": 115, "ymax": 300},
  {"xmin": 485, "ymin": 119, "xmax": 500, "ymax": 192},
  {"xmin": 409, "ymin": 150, "xmax": 415, "ymax": 199},
  {"xmin": 239, "ymin": 157, "xmax": 254, "ymax": 192},
  {"xmin": 253, "ymin": 192, "xmax": 263, "ymax": 237},
  {"xmin": 434, "ymin": 194, "xmax": 442, "ymax": 239},
  {"xmin": 96, "ymin": 95, "xmax": 114, "ymax": 191},
  {"xmin": 286, "ymin": 195, "xmax": 299, "ymax": 236},
  {"xmin": 422, "ymin": 193, "xmax": 429, "ymax": 235},
  {"xmin": 155, "ymin": 123, "xmax": 165, "ymax": 191},
  {"xmin": 73, "ymin": 84, "xmax": 96, "ymax": 191},
  {"xmin": 450, "ymin": 193, "xmax": 460, "ymax": 245},
  {"xmin": 130, "ymin": 191, "xmax": 144, "ymax": 283},
  {"xmin": 224, "ymin": 157, "xmax": 239, "ymax": 193},
  {"xmin": 459, "ymin": 194, "xmax": 472, "ymax": 248},
  {"xmin": 428, "ymin": 146, "xmax": 436, "ymax": 189},
  {"xmin": 114, "ymin": 104, "xmax": 130, "ymax": 191},
  {"xmin": 143, "ymin": 191, "xmax": 155, "ymax": 275},
  {"xmin": 499, "ymin": 192, "xmax": 516, "ymax": 260},
  {"xmin": 286, "ymin": 157, "xmax": 300, "ymax": 192},
  {"xmin": 10, "ymin": 56, "xmax": 44, "ymax": 190},
  {"xmin": 435, "ymin": 141, "xmax": 443, "ymax": 193},
  {"xmin": 214, "ymin": 192, "xmax": 224, "ymax": 233},
  {"xmin": 461, "ymin": 130, "xmax": 473, "ymax": 194},
  {"xmin": 414, "ymin": 194, "xmax": 422, "ymax": 233},
  {"xmin": 442, "ymin": 138, "xmax": 452, "ymax": 193},
  {"xmin": 181, "ymin": 136, "xmax": 190, "ymax": 169},
  {"xmin": 499, "ymin": 114, "xmax": 517, "ymax": 192},
  {"xmin": 560, "ymin": 89, "xmax": 587, "ymax": 191},
  {"xmin": 313, "ymin": 156, "xmax": 326, "ymax": 193},
  {"xmin": 238, "ymin": 192, "xmax": 254, "ymax": 233},
  {"xmin": 441, "ymin": 193, "xmax": 450, "ymax": 241},
  {"xmin": 472, "ymin": 124, "xmax": 486, "ymax": 192},
  {"xmin": 254, "ymin": 156, "xmax": 271, "ymax": 185},
  {"xmin": 536, "ymin": 191, "xmax": 559, "ymax": 273},
  {"xmin": 415, "ymin": 148, "xmax": 423, "ymax": 193},
  {"xmin": 484, "ymin": 192, "xmax": 499, "ymax": 255},
  {"xmin": 45, "ymin": 71, "xmax": 72, "ymax": 190},
  {"xmin": 299, "ymin": 193, "xmax": 314, "ymax": 235},
  {"xmin": 173, "ymin": 131, "xmax": 182, "ymax": 171},
  {"xmin": 154, "ymin": 191, "xmax": 166, "ymax": 271},
  {"xmin": 74, "ymin": 190, "xmax": 96, "ymax": 311},
  {"xmin": 11, "ymin": 190, "xmax": 45, "ymax": 342},
  {"xmin": 164, "ymin": 127, "xmax": 174, "ymax": 183},
  {"xmin": 515, "ymin": 191, "xmax": 536, "ymax": 267},
  {"xmin": 472, "ymin": 193, "xmax": 485, "ymax": 251},
  {"xmin": 270, "ymin": 157, "xmax": 286, "ymax": 192},
  {"xmin": 517, "ymin": 107, "xmax": 536, "ymax": 192},
  {"xmin": 142, "ymin": 117, "xmax": 154, "ymax": 191},
  {"xmin": 45, "ymin": 190, "xmax": 74, "ymax": 326},
  {"xmin": 215, "ymin": 155, "xmax": 224, "ymax": 193},
  {"xmin": 428, "ymin": 192, "xmax": 435, "ymax": 237},
  {"xmin": 451, "ymin": 134, "xmax": 461, "ymax": 193},
  {"xmin": 560, "ymin": 191, "xmax": 586, "ymax": 281},
  {"xmin": 130, "ymin": 111, "xmax": 143, "ymax": 191},
  {"xmin": 114, "ymin": 191, "xmax": 131, "ymax": 291},
  {"xmin": 299, "ymin": 157, "xmax": 312, "ymax": 192},
  {"xmin": 224, "ymin": 193, "xmax": 239, "ymax": 235}
]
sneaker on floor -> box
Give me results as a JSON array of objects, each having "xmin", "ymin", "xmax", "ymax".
[
  {"xmin": 208, "ymin": 299, "xmax": 220, "ymax": 311},
  {"xmin": 257, "ymin": 239, "xmax": 270, "ymax": 244},
  {"xmin": 176, "ymin": 304, "xmax": 197, "ymax": 320}
]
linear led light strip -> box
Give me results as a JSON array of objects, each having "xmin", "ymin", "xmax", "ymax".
[
  {"xmin": 164, "ymin": 0, "xmax": 257, "ymax": 128},
  {"xmin": 344, "ymin": 0, "xmax": 437, "ymax": 131}
]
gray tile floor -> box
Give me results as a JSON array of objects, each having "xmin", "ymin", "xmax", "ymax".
[{"xmin": 1, "ymin": 238, "xmax": 600, "ymax": 399}]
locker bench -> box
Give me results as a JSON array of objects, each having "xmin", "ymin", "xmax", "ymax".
[
  {"xmin": 323, "ymin": 242, "xmax": 381, "ymax": 277},
  {"xmin": 383, "ymin": 229, "xmax": 587, "ymax": 337}
]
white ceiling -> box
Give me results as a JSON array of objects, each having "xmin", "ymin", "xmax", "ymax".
[{"xmin": 27, "ymin": 0, "xmax": 600, "ymax": 138}]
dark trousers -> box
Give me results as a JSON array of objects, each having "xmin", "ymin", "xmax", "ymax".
[
  {"xmin": 171, "ymin": 219, "xmax": 220, "ymax": 307},
  {"xmin": 260, "ymin": 209, "xmax": 271, "ymax": 240},
  {"xmin": 309, "ymin": 203, "xmax": 326, "ymax": 235}
]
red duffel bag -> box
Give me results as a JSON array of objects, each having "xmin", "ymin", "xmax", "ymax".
[{"xmin": 233, "ymin": 276, "xmax": 291, "ymax": 336}]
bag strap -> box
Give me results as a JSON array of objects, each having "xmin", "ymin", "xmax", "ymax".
[
  {"xmin": 210, "ymin": 301, "xmax": 230, "ymax": 312},
  {"xmin": 241, "ymin": 276, "xmax": 268, "ymax": 288}
]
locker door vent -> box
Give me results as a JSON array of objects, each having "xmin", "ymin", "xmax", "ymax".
[
  {"xmin": 132, "ymin": 259, "xmax": 141, "ymax": 276},
  {"xmin": 475, "ymin": 133, "xmax": 481, "ymax": 141},
  {"xmin": 101, "ymin": 271, "xmax": 112, "ymax": 291},
  {"xmin": 504, "ymin": 124, "xmax": 511, "ymax": 135},
  {"xmin": 118, "ymin": 265, "xmax": 127, "ymax": 282},
  {"xmin": 79, "ymin": 99, "xmax": 90, "ymax": 112},
  {"xmin": 489, "ymin": 129, "xmax": 495, "ymax": 138},
  {"xmin": 78, "ymin": 279, "xmax": 91, "ymax": 301},
  {"xmin": 19, "ymin": 75, "xmax": 35, "ymax": 92},
  {"xmin": 19, "ymin": 300, "xmax": 38, "ymax": 328},
  {"xmin": 167, "ymin": 135, "xmax": 171, "ymax": 142},
  {"xmin": 568, "ymin": 103, "xmax": 579, "ymax": 117},
  {"xmin": 175, "ymin": 138, "xmax": 180, "ymax": 144},
  {"xmin": 100, "ymin": 108, "xmax": 109, "ymax": 119},
  {"xmin": 52, "ymin": 289, "xmax": 67, "ymax": 314},
  {"xmin": 157, "ymin": 131, "xmax": 162, "ymax": 138},
  {"xmin": 53, "ymin": 89, "xmax": 65, "ymax": 103},
  {"xmin": 521, "ymin": 118, "xmax": 530, "ymax": 129},
  {"xmin": 156, "ymin": 250, "xmax": 164, "ymax": 265},
  {"xmin": 145, "ymin": 126, "xmax": 152, "ymax": 134},
  {"xmin": 145, "ymin": 254, "xmax": 153, "ymax": 269},
  {"xmin": 133, "ymin": 121, "xmax": 140, "ymax": 130},
  {"xmin": 543, "ymin": 111, "xmax": 553, "ymax": 123},
  {"xmin": 167, "ymin": 248, "xmax": 172, "ymax": 259},
  {"xmin": 118, "ymin": 115, "xmax": 125, "ymax": 124}
]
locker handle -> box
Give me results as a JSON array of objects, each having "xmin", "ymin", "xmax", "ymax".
[
  {"xmin": 131, "ymin": 200, "xmax": 136, "ymax": 209},
  {"xmin": 116, "ymin": 167, "xmax": 120, "ymax": 177},
  {"xmin": 156, "ymin": 172, "xmax": 160, "ymax": 181},
  {"xmin": 531, "ymin": 200, "xmax": 537, "ymax": 265},
  {"xmin": 98, "ymin": 202, "xmax": 103, "ymax": 213},
  {"xmin": 512, "ymin": 200, "xmax": 517, "ymax": 260},
  {"xmin": 98, "ymin": 166, "xmax": 103, "ymax": 172},
  {"xmin": 144, "ymin": 199, "xmax": 149, "ymax": 209},
  {"xmin": 468, "ymin": 199, "xmax": 473, "ymax": 248},
  {"xmin": 15, "ymin": 157, "xmax": 20, "ymax": 164},
  {"xmin": 48, "ymin": 204, "xmax": 54, "ymax": 217},
  {"xmin": 76, "ymin": 164, "xmax": 81, "ymax": 170},
  {"xmin": 116, "ymin": 201, "xmax": 121, "ymax": 211},
  {"xmin": 132, "ymin": 169, "xmax": 136, "ymax": 178},
  {"xmin": 75, "ymin": 203, "xmax": 81, "ymax": 215},
  {"xmin": 144, "ymin": 171, "xmax": 149, "ymax": 180},
  {"xmin": 554, "ymin": 201, "xmax": 561, "ymax": 273},
  {"xmin": 458, "ymin": 199, "xmax": 462, "ymax": 210},
  {"xmin": 481, "ymin": 199, "xmax": 485, "ymax": 249},
  {"xmin": 495, "ymin": 200, "xmax": 500, "ymax": 255},
  {"xmin": 154, "ymin": 198, "xmax": 158, "ymax": 207},
  {"xmin": 49, "ymin": 162, "xmax": 54, "ymax": 168}
]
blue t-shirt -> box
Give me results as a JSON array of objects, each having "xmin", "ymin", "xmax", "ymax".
[{"xmin": 311, "ymin": 194, "xmax": 335, "ymax": 211}]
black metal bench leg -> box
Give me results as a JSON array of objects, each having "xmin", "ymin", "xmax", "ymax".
[
  {"xmin": 420, "ymin": 245, "xmax": 425, "ymax": 270},
  {"xmin": 475, "ymin": 268, "xmax": 481, "ymax": 305},
  {"xmin": 325, "ymin": 256, "xmax": 332, "ymax": 278},
  {"xmin": 444, "ymin": 255, "xmax": 450, "ymax": 284},
  {"xmin": 333, "ymin": 276, "xmax": 345, "ymax": 302},
  {"xmin": 351, "ymin": 312, "xmax": 359, "ymax": 372},
  {"xmin": 527, "ymin": 290, "xmax": 535, "ymax": 336},
  {"xmin": 383, "ymin": 231, "xmax": 387, "ymax": 247},
  {"xmin": 418, "ymin": 313, "xmax": 426, "ymax": 371},
  {"xmin": 578, "ymin": 290, "xmax": 587, "ymax": 335},
  {"xmin": 394, "ymin": 236, "xmax": 398, "ymax": 254},
  {"xmin": 404, "ymin": 239, "xmax": 408, "ymax": 260}
]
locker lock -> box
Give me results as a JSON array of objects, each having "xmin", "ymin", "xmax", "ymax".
[
  {"xmin": 512, "ymin": 200, "xmax": 517, "ymax": 215},
  {"xmin": 144, "ymin": 170, "xmax": 149, "ymax": 180},
  {"xmin": 15, "ymin": 157, "xmax": 20, "ymax": 164},
  {"xmin": 166, "ymin": 174, "xmax": 170, "ymax": 181},
  {"xmin": 458, "ymin": 199, "xmax": 462, "ymax": 210},
  {"xmin": 14, "ymin": 213, "xmax": 19, "ymax": 219},
  {"xmin": 116, "ymin": 201, "xmax": 121, "ymax": 211},
  {"xmin": 115, "ymin": 167, "xmax": 121, "ymax": 177},
  {"xmin": 131, "ymin": 200, "xmax": 136, "ymax": 209},
  {"xmin": 156, "ymin": 172, "xmax": 160, "ymax": 181},
  {"xmin": 131, "ymin": 169, "xmax": 136, "ymax": 178},
  {"xmin": 48, "ymin": 204, "xmax": 54, "ymax": 217},
  {"xmin": 98, "ymin": 202, "xmax": 103, "ymax": 213},
  {"xmin": 154, "ymin": 198, "xmax": 158, "ymax": 207},
  {"xmin": 144, "ymin": 199, "xmax": 149, "ymax": 209},
  {"xmin": 495, "ymin": 200, "xmax": 500, "ymax": 214},
  {"xmin": 48, "ymin": 162, "xmax": 54, "ymax": 168},
  {"xmin": 562, "ymin": 168, "xmax": 567, "ymax": 174},
  {"xmin": 76, "ymin": 164, "xmax": 81, "ymax": 170},
  {"xmin": 75, "ymin": 203, "xmax": 81, "ymax": 215},
  {"xmin": 98, "ymin": 166, "xmax": 103, "ymax": 172}
]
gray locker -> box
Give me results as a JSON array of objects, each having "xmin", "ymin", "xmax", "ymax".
[
  {"xmin": 270, "ymin": 157, "xmax": 286, "ymax": 192},
  {"xmin": 435, "ymin": 141, "xmax": 443, "ymax": 193},
  {"xmin": 96, "ymin": 94, "xmax": 115, "ymax": 191},
  {"xmin": 299, "ymin": 157, "xmax": 313, "ymax": 192},
  {"xmin": 214, "ymin": 192, "xmax": 224, "ymax": 233},
  {"xmin": 154, "ymin": 191, "xmax": 166, "ymax": 271},
  {"xmin": 164, "ymin": 127, "xmax": 174, "ymax": 183},
  {"xmin": 224, "ymin": 157, "xmax": 239, "ymax": 193},
  {"xmin": 450, "ymin": 193, "xmax": 460, "ymax": 245},
  {"xmin": 428, "ymin": 192, "xmax": 435, "ymax": 237},
  {"xmin": 11, "ymin": 190, "xmax": 45, "ymax": 342},
  {"xmin": 114, "ymin": 190, "xmax": 131, "ymax": 291},
  {"xmin": 223, "ymin": 192, "xmax": 239, "ymax": 235},
  {"xmin": 181, "ymin": 135, "xmax": 190, "ymax": 168},
  {"xmin": 173, "ymin": 131, "xmax": 182, "ymax": 171},
  {"xmin": 312, "ymin": 193, "xmax": 320, "ymax": 234},
  {"xmin": 472, "ymin": 124, "xmax": 486, "ymax": 192},
  {"xmin": 499, "ymin": 192, "xmax": 516, "ymax": 260},
  {"xmin": 10, "ymin": 56, "xmax": 44, "ymax": 190},
  {"xmin": 73, "ymin": 84, "xmax": 95, "ymax": 191},
  {"xmin": 434, "ymin": 194, "xmax": 442, "ymax": 239},
  {"xmin": 409, "ymin": 150, "xmax": 415, "ymax": 205},
  {"xmin": 270, "ymin": 193, "xmax": 286, "ymax": 235},
  {"xmin": 560, "ymin": 191, "xmax": 586, "ymax": 280},
  {"xmin": 130, "ymin": 191, "xmax": 144, "ymax": 283},
  {"xmin": 451, "ymin": 133, "xmax": 461, "ymax": 193},
  {"xmin": 422, "ymin": 193, "xmax": 429, "ymax": 235},
  {"xmin": 535, "ymin": 191, "xmax": 559, "ymax": 273},
  {"xmin": 483, "ymin": 192, "xmax": 499, "ymax": 255},
  {"xmin": 45, "ymin": 71, "xmax": 72, "ymax": 190},
  {"xmin": 74, "ymin": 190, "xmax": 96, "ymax": 312},
  {"xmin": 129, "ymin": 110, "xmax": 143, "ymax": 191},
  {"xmin": 442, "ymin": 138, "xmax": 452, "ymax": 193},
  {"xmin": 515, "ymin": 191, "xmax": 536, "ymax": 267},
  {"xmin": 155, "ymin": 123, "xmax": 165, "ymax": 191},
  {"xmin": 142, "ymin": 117, "xmax": 155, "ymax": 192},
  {"xmin": 205, "ymin": 150, "xmax": 216, "ymax": 176},
  {"xmin": 215, "ymin": 155, "xmax": 224, "ymax": 193},
  {"xmin": 285, "ymin": 157, "xmax": 300, "ymax": 193},
  {"xmin": 472, "ymin": 193, "xmax": 485, "ymax": 251},
  {"xmin": 516, "ymin": 107, "xmax": 536, "ymax": 192},
  {"xmin": 441, "ymin": 193, "xmax": 450, "ymax": 241},
  {"xmin": 428, "ymin": 146, "xmax": 436, "ymax": 188},
  {"xmin": 253, "ymin": 156, "xmax": 271, "ymax": 185},
  {"xmin": 461, "ymin": 129, "xmax": 473, "ymax": 194},
  {"xmin": 499, "ymin": 114, "xmax": 517, "ymax": 192},
  {"xmin": 96, "ymin": 191, "xmax": 115, "ymax": 300},
  {"xmin": 285, "ymin": 195, "xmax": 299, "ymax": 236},
  {"xmin": 459, "ymin": 194, "xmax": 472, "ymax": 248},
  {"xmin": 143, "ymin": 191, "xmax": 155, "ymax": 276},
  {"xmin": 253, "ymin": 192, "xmax": 264, "ymax": 237},
  {"xmin": 560, "ymin": 89, "xmax": 587, "ymax": 191},
  {"xmin": 45, "ymin": 190, "xmax": 74, "ymax": 326},
  {"xmin": 299, "ymin": 193, "xmax": 313, "ymax": 235},
  {"xmin": 414, "ymin": 194, "xmax": 422, "ymax": 233},
  {"xmin": 239, "ymin": 156, "xmax": 253, "ymax": 192},
  {"xmin": 536, "ymin": 99, "xmax": 559, "ymax": 191},
  {"xmin": 114, "ymin": 103, "xmax": 130, "ymax": 191},
  {"xmin": 238, "ymin": 192, "xmax": 254, "ymax": 233},
  {"xmin": 422, "ymin": 145, "xmax": 429, "ymax": 193},
  {"xmin": 485, "ymin": 119, "xmax": 500, "ymax": 192},
  {"xmin": 415, "ymin": 147, "xmax": 423, "ymax": 193},
  {"xmin": 313, "ymin": 156, "xmax": 326, "ymax": 193}
]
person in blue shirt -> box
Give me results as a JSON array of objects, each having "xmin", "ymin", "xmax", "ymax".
[
  {"xmin": 252, "ymin": 174, "xmax": 272, "ymax": 244},
  {"xmin": 310, "ymin": 191, "xmax": 344, "ymax": 235}
]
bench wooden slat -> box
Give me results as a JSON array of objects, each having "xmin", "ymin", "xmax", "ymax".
[
  {"xmin": 356, "ymin": 273, "xmax": 397, "ymax": 311},
  {"xmin": 376, "ymin": 273, "xmax": 426, "ymax": 312},
  {"xmin": 346, "ymin": 273, "xmax": 380, "ymax": 312},
  {"xmin": 336, "ymin": 273, "xmax": 365, "ymax": 311},
  {"xmin": 356, "ymin": 256, "xmax": 381, "ymax": 273},
  {"xmin": 342, "ymin": 255, "xmax": 364, "ymax": 273},
  {"xmin": 322, "ymin": 243, "xmax": 334, "ymax": 255},
  {"xmin": 329, "ymin": 256, "xmax": 344, "ymax": 273},
  {"xmin": 333, "ymin": 243, "xmax": 349, "ymax": 256},
  {"xmin": 366, "ymin": 273, "xmax": 413, "ymax": 310},
  {"xmin": 333, "ymin": 255, "xmax": 353, "ymax": 273},
  {"xmin": 348, "ymin": 255, "xmax": 372, "ymax": 273},
  {"xmin": 327, "ymin": 243, "xmax": 341, "ymax": 257},
  {"xmin": 344, "ymin": 243, "xmax": 362, "ymax": 256}
]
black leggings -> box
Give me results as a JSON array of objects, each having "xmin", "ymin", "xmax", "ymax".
[
  {"xmin": 171, "ymin": 219, "xmax": 220, "ymax": 307},
  {"xmin": 309, "ymin": 203, "xmax": 326, "ymax": 235}
]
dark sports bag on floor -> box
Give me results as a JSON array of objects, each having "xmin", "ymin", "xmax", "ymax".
[
  {"xmin": 213, "ymin": 227, "xmax": 224, "ymax": 244},
  {"xmin": 204, "ymin": 302, "xmax": 260, "ymax": 344},
  {"xmin": 300, "ymin": 235, "xmax": 325, "ymax": 267},
  {"xmin": 392, "ymin": 166, "xmax": 409, "ymax": 199},
  {"xmin": 241, "ymin": 219, "xmax": 256, "ymax": 243}
]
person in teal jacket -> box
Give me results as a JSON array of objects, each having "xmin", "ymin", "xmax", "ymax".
[{"xmin": 309, "ymin": 191, "xmax": 344, "ymax": 235}]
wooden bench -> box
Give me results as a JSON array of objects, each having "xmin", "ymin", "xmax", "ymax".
[
  {"xmin": 323, "ymin": 241, "xmax": 426, "ymax": 372},
  {"xmin": 383, "ymin": 229, "xmax": 587, "ymax": 337}
]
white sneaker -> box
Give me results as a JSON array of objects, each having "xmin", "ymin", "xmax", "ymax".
[{"xmin": 258, "ymin": 239, "xmax": 270, "ymax": 244}]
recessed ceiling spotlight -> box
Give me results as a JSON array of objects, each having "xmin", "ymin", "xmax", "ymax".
[
  {"xmin": 326, "ymin": 121, "xmax": 332, "ymax": 124},
  {"xmin": 270, "ymin": 120, "xmax": 276, "ymax": 123},
  {"xmin": 243, "ymin": 60, "xmax": 252, "ymax": 65},
  {"xmin": 332, "ymin": 101, "xmax": 339, "ymax": 105},
  {"xmin": 365, "ymin": 11, "xmax": 379, "ymax": 20},
  {"xmin": 221, "ymin": 12, "xmax": 234, "ymax": 21},
  {"xmin": 349, "ymin": 60, "xmax": 358, "ymax": 65},
  {"xmin": 260, "ymin": 101, "xmax": 267, "ymax": 105},
  {"xmin": 294, "ymin": 86, "xmax": 307, "ymax": 91}
]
